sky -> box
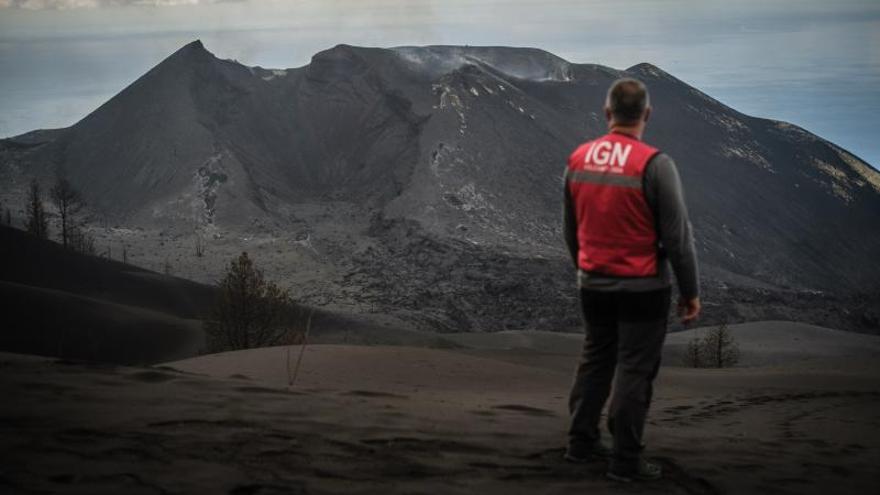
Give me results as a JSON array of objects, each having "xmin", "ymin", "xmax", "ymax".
[{"xmin": 1, "ymin": 0, "xmax": 878, "ymax": 168}]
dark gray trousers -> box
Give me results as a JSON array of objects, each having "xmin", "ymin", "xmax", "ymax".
[{"xmin": 567, "ymin": 287, "xmax": 671, "ymax": 465}]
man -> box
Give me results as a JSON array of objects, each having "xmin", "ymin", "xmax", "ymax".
[{"xmin": 562, "ymin": 78, "xmax": 700, "ymax": 482}]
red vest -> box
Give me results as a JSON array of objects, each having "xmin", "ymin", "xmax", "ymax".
[{"xmin": 566, "ymin": 131, "xmax": 660, "ymax": 277}]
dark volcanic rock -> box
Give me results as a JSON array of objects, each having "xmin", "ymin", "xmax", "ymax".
[{"xmin": 2, "ymin": 40, "xmax": 878, "ymax": 333}]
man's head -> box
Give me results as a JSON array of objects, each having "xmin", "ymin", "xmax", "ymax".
[{"xmin": 604, "ymin": 78, "xmax": 651, "ymax": 130}]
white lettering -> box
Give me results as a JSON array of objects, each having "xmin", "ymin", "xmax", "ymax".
[
  {"xmin": 591, "ymin": 141, "xmax": 612, "ymax": 165},
  {"xmin": 583, "ymin": 142, "xmax": 596, "ymax": 167},
  {"xmin": 610, "ymin": 143, "xmax": 632, "ymax": 167}
]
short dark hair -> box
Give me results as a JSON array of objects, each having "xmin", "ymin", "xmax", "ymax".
[{"xmin": 605, "ymin": 78, "xmax": 650, "ymax": 124}]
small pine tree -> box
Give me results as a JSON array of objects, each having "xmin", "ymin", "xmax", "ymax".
[
  {"xmin": 204, "ymin": 251, "xmax": 296, "ymax": 352},
  {"xmin": 25, "ymin": 178, "xmax": 49, "ymax": 239}
]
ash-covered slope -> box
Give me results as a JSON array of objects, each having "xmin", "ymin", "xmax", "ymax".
[
  {"xmin": 0, "ymin": 225, "xmax": 215, "ymax": 364},
  {"xmin": 2, "ymin": 40, "xmax": 879, "ymax": 333}
]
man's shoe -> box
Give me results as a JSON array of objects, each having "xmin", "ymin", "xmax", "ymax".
[
  {"xmin": 563, "ymin": 441, "xmax": 613, "ymax": 463},
  {"xmin": 606, "ymin": 458, "xmax": 662, "ymax": 482}
]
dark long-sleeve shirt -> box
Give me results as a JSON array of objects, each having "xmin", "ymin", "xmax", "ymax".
[{"xmin": 563, "ymin": 152, "xmax": 700, "ymax": 299}]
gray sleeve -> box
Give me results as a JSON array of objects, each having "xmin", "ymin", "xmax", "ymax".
[
  {"xmin": 644, "ymin": 153, "xmax": 700, "ymax": 299},
  {"xmin": 562, "ymin": 171, "xmax": 579, "ymax": 269}
]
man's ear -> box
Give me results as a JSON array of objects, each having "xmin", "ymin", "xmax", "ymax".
[
  {"xmin": 643, "ymin": 106, "xmax": 652, "ymax": 124},
  {"xmin": 604, "ymin": 106, "xmax": 613, "ymax": 123}
]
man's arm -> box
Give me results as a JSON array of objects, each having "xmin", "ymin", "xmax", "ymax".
[
  {"xmin": 645, "ymin": 153, "xmax": 700, "ymax": 301},
  {"xmin": 562, "ymin": 171, "xmax": 579, "ymax": 269}
]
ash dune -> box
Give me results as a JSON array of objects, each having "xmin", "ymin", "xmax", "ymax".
[
  {"xmin": 0, "ymin": 280, "xmax": 204, "ymax": 365},
  {"xmin": 440, "ymin": 320, "xmax": 880, "ymax": 368},
  {"xmin": 2, "ymin": 40, "xmax": 879, "ymax": 334},
  {"xmin": 165, "ymin": 320, "xmax": 880, "ymax": 387},
  {"xmin": 163, "ymin": 320, "xmax": 880, "ymax": 494},
  {"xmin": 663, "ymin": 320, "xmax": 880, "ymax": 368},
  {"xmin": 0, "ymin": 226, "xmax": 214, "ymax": 318},
  {"xmin": 1, "ymin": 320, "xmax": 877, "ymax": 494},
  {"xmin": 0, "ymin": 225, "xmax": 215, "ymax": 364}
]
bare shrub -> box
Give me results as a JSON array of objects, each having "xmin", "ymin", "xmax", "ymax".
[
  {"xmin": 287, "ymin": 308, "xmax": 315, "ymax": 387},
  {"xmin": 195, "ymin": 234, "xmax": 204, "ymax": 257},
  {"xmin": 49, "ymin": 170, "xmax": 85, "ymax": 249},
  {"xmin": 702, "ymin": 321, "xmax": 740, "ymax": 368},
  {"xmin": 681, "ymin": 321, "xmax": 740, "ymax": 368}
]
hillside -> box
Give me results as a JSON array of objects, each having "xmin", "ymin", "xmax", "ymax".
[
  {"xmin": 0, "ymin": 225, "xmax": 215, "ymax": 363},
  {"xmin": 1, "ymin": 40, "xmax": 878, "ymax": 333}
]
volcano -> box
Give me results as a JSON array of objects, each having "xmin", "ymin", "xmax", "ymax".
[{"xmin": 2, "ymin": 40, "xmax": 878, "ymax": 333}]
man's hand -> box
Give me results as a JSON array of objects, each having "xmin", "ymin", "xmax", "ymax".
[{"xmin": 677, "ymin": 297, "xmax": 701, "ymax": 325}]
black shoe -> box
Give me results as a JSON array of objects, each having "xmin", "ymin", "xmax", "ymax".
[
  {"xmin": 563, "ymin": 441, "xmax": 613, "ymax": 463},
  {"xmin": 606, "ymin": 457, "xmax": 662, "ymax": 482}
]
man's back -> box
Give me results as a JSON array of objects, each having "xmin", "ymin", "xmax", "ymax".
[
  {"xmin": 562, "ymin": 78, "xmax": 700, "ymax": 483},
  {"xmin": 563, "ymin": 135, "xmax": 700, "ymax": 302},
  {"xmin": 565, "ymin": 131, "xmax": 663, "ymax": 278}
]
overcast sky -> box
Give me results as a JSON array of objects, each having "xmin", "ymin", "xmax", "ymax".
[{"xmin": 1, "ymin": 0, "xmax": 878, "ymax": 167}]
